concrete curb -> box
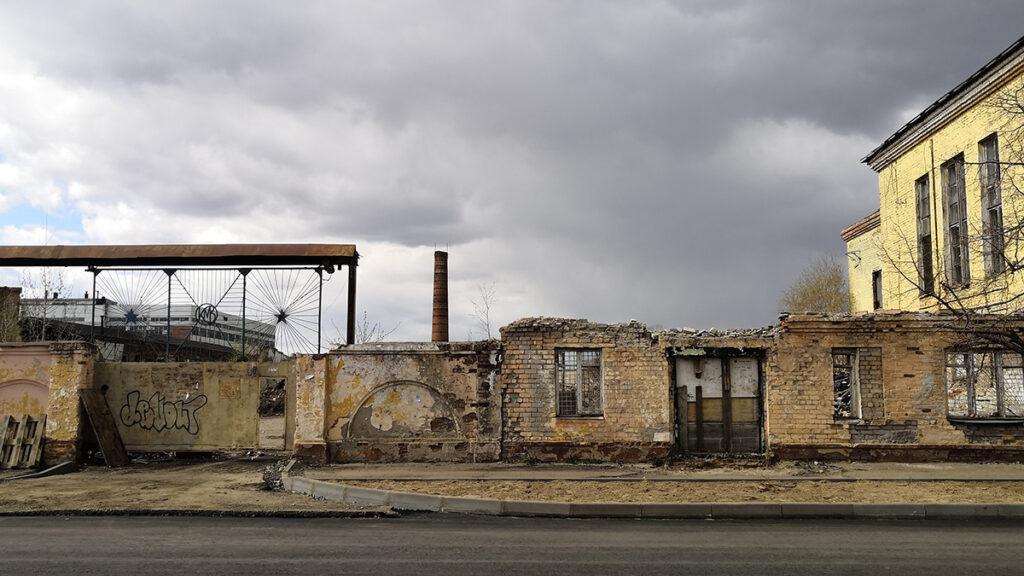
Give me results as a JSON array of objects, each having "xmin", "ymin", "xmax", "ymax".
[
  {"xmin": 282, "ymin": 476, "xmax": 1024, "ymax": 520},
  {"xmin": 300, "ymin": 475, "xmax": 1024, "ymax": 483},
  {"xmin": 0, "ymin": 508, "xmax": 395, "ymax": 518}
]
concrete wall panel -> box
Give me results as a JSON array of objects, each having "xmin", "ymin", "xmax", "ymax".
[{"xmin": 96, "ymin": 362, "xmax": 259, "ymax": 451}]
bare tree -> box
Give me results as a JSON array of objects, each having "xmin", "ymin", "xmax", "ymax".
[
  {"xmin": 780, "ymin": 255, "xmax": 850, "ymax": 314},
  {"xmin": 0, "ymin": 287, "xmax": 21, "ymax": 342},
  {"xmin": 328, "ymin": 312, "xmax": 401, "ymax": 347},
  {"xmin": 17, "ymin": 267, "xmax": 79, "ymax": 341},
  {"xmin": 469, "ymin": 282, "xmax": 498, "ymax": 340}
]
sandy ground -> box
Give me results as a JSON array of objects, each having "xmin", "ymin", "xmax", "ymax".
[
  {"xmin": 259, "ymin": 416, "xmax": 285, "ymax": 450},
  {"xmin": 0, "ymin": 460, "xmax": 381, "ymax": 514},
  {"xmin": 347, "ymin": 479, "xmax": 1024, "ymax": 504}
]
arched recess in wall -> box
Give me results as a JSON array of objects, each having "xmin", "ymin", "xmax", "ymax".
[
  {"xmin": 345, "ymin": 380, "xmax": 461, "ymax": 439},
  {"xmin": 0, "ymin": 379, "xmax": 49, "ymax": 415}
]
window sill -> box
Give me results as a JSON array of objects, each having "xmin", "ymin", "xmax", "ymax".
[
  {"xmin": 556, "ymin": 416, "xmax": 605, "ymax": 421},
  {"xmin": 948, "ymin": 416, "xmax": 1024, "ymax": 425},
  {"xmin": 833, "ymin": 418, "xmax": 864, "ymax": 426}
]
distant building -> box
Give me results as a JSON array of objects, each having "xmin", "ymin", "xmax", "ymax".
[{"xmin": 20, "ymin": 296, "xmax": 276, "ymax": 361}]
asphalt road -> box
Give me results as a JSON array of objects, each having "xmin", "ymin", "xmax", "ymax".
[{"xmin": 3, "ymin": 515, "xmax": 1023, "ymax": 575}]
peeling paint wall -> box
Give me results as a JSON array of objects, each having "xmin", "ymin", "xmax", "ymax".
[
  {"xmin": 0, "ymin": 342, "xmax": 94, "ymax": 464},
  {"xmin": 293, "ymin": 341, "xmax": 501, "ymax": 463},
  {"xmin": 95, "ymin": 362, "xmax": 259, "ymax": 451},
  {"xmin": 0, "ymin": 343, "xmax": 52, "ymax": 416}
]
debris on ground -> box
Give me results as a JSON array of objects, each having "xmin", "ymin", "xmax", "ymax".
[
  {"xmin": 794, "ymin": 460, "xmax": 841, "ymax": 476},
  {"xmin": 260, "ymin": 379, "xmax": 287, "ymax": 416},
  {"xmin": 262, "ymin": 461, "xmax": 285, "ymax": 491}
]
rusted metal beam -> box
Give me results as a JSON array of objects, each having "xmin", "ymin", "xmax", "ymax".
[{"xmin": 0, "ymin": 244, "xmax": 358, "ymax": 268}]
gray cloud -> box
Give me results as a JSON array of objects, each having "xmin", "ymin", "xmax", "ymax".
[{"xmin": 1, "ymin": 1, "xmax": 1023, "ymax": 339}]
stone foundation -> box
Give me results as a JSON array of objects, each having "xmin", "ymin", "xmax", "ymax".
[{"xmin": 504, "ymin": 441, "xmax": 672, "ymax": 463}]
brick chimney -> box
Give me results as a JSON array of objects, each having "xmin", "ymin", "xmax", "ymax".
[{"xmin": 431, "ymin": 251, "xmax": 449, "ymax": 342}]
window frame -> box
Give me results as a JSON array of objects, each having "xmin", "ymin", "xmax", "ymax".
[
  {"xmin": 915, "ymin": 173, "xmax": 935, "ymax": 295},
  {"xmin": 555, "ymin": 348, "xmax": 604, "ymax": 418},
  {"xmin": 942, "ymin": 154, "xmax": 970, "ymax": 287},
  {"xmin": 831, "ymin": 348, "xmax": 862, "ymax": 420},
  {"xmin": 871, "ymin": 269, "xmax": 883, "ymax": 310},
  {"xmin": 945, "ymin": 349, "xmax": 1024, "ymax": 421},
  {"xmin": 979, "ymin": 133, "xmax": 1005, "ymax": 276}
]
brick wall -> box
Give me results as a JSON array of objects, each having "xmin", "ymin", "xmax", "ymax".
[
  {"xmin": 499, "ymin": 318, "xmax": 672, "ymax": 462},
  {"xmin": 768, "ymin": 313, "xmax": 1024, "ymax": 460}
]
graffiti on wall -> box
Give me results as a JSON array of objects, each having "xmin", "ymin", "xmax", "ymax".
[{"xmin": 119, "ymin": 390, "xmax": 208, "ymax": 435}]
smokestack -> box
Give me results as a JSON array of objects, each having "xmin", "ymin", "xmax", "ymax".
[{"xmin": 432, "ymin": 250, "xmax": 449, "ymax": 342}]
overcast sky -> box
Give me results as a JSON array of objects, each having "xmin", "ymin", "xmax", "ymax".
[{"xmin": 1, "ymin": 1, "xmax": 1023, "ymax": 341}]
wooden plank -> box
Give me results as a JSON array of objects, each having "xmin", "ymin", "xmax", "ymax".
[
  {"xmin": 677, "ymin": 385, "xmax": 689, "ymax": 454},
  {"xmin": 80, "ymin": 389, "xmax": 130, "ymax": 467},
  {"xmin": 9, "ymin": 415, "xmax": 28, "ymax": 468},
  {"xmin": 695, "ymin": 385, "xmax": 704, "ymax": 452},
  {"xmin": 722, "ymin": 358, "xmax": 733, "ymax": 453},
  {"xmin": 21, "ymin": 415, "xmax": 45, "ymax": 468},
  {"xmin": 0, "ymin": 415, "xmax": 14, "ymax": 468}
]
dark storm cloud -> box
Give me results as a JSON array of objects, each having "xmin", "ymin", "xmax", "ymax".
[{"xmin": 1, "ymin": 1, "xmax": 1022, "ymax": 336}]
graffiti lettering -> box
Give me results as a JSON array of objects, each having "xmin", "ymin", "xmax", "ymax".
[{"xmin": 119, "ymin": 390, "xmax": 208, "ymax": 435}]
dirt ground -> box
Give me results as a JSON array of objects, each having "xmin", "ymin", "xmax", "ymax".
[
  {"xmin": 259, "ymin": 416, "xmax": 285, "ymax": 450},
  {"xmin": 0, "ymin": 460, "xmax": 381, "ymax": 514},
  {"xmin": 347, "ymin": 479, "xmax": 1024, "ymax": 504}
]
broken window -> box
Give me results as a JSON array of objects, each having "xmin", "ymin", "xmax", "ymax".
[
  {"xmin": 942, "ymin": 154, "xmax": 970, "ymax": 286},
  {"xmin": 832, "ymin": 349, "xmax": 860, "ymax": 419},
  {"xmin": 946, "ymin": 350, "xmax": 1024, "ymax": 419},
  {"xmin": 979, "ymin": 134, "xmax": 1005, "ymax": 276},
  {"xmin": 557, "ymin": 349, "xmax": 603, "ymax": 417},
  {"xmin": 915, "ymin": 174, "xmax": 935, "ymax": 294},
  {"xmin": 871, "ymin": 270, "xmax": 882, "ymax": 310}
]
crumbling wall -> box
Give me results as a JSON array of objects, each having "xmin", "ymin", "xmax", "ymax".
[
  {"xmin": 499, "ymin": 318, "xmax": 672, "ymax": 463},
  {"xmin": 767, "ymin": 313, "xmax": 1024, "ymax": 461},
  {"xmin": 293, "ymin": 341, "xmax": 501, "ymax": 463},
  {"xmin": 41, "ymin": 342, "xmax": 94, "ymax": 464}
]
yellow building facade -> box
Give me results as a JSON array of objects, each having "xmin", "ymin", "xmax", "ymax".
[
  {"xmin": 842, "ymin": 211, "xmax": 882, "ymax": 313},
  {"xmin": 851, "ymin": 36, "xmax": 1024, "ymax": 313}
]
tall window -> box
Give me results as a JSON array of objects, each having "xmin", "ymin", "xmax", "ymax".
[
  {"xmin": 871, "ymin": 270, "xmax": 882, "ymax": 310},
  {"xmin": 915, "ymin": 174, "xmax": 935, "ymax": 294},
  {"xmin": 979, "ymin": 134, "xmax": 1005, "ymax": 275},
  {"xmin": 556, "ymin": 349, "xmax": 603, "ymax": 417},
  {"xmin": 832, "ymin": 349, "xmax": 860, "ymax": 419},
  {"xmin": 942, "ymin": 154, "xmax": 970, "ymax": 286},
  {"xmin": 946, "ymin": 351, "xmax": 1024, "ymax": 419}
]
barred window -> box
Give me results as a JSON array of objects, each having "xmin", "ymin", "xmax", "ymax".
[
  {"xmin": 557, "ymin": 349, "xmax": 603, "ymax": 417},
  {"xmin": 946, "ymin": 350, "xmax": 1024, "ymax": 419},
  {"xmin": 832, "ymin": 349, "xmax": 860, "ymax": 419}
]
